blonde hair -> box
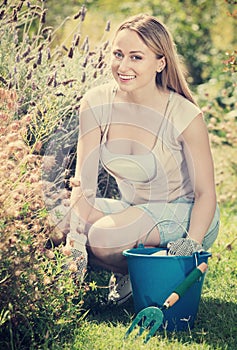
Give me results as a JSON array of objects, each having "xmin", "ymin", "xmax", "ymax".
[{"xmin": 115, "ymin": 14, "xmax": 196, "ymax": 105}]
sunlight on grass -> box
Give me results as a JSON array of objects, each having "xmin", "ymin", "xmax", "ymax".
[{"xmin": 64, "ymin": 202, "xmax": 237, "ymax": 350}]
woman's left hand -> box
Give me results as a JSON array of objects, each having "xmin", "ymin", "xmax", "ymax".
[{"xmin": 167, "ymin": 237, "xmax": 203, "ymax": 256}]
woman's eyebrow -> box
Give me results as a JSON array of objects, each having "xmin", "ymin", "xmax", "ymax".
[
  {"xmin": 113, "ymin": 48, "xmax": 145, "ymax": 55},
  {"xmin": 129, "ymin": 50, "xmax": 145, "ymax": 54}
]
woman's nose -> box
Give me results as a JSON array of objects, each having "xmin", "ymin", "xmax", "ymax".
[{"xmin": 118, "ymin": 57, "xmax": 130, "ymax": 71}]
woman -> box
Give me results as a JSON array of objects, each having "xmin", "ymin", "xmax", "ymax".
[{"xmin": 65, "ymin": 14, "xmax": 220, "ymax": 304}]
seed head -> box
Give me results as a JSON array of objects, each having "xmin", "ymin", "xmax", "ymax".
[
  {"xmin": 41, "ymin": 9, "xmax": 46, "ymax": 24},
  {"xmin": 74, "ymin": 10, "xmax": 81, "ymax": 20},
  {"xmin": 68, "ymin": 261, "xmax": 78, "ymax": 272},
  {"xmin": 105, "ymin": 20, "xmax": 111, "ymax": 32},
  {"xmin": 81, "ymin": 72, "xmax": 86, "ymax": 83},
  {"xmin": 103, "ymin": 40, "xmax": 109, "ymax": 51},
  {"xmin": 37, "ymin": 51, "xmax": 42, "ymax": 65},
  {"xmin": 80, "ymin": 5, "xmax": 87, "ymax": 21},
  {"xmin": 0, "ymin": 10, "xmax": 5, "ymax": 20},
  {"xmin": 74, "ymin": 34, "xmax": 80, "ymax": 47},
  {"xmin": 47, "ymin": 48, "xmax": 51, "ymax": 60},
  {"xmin": 62, "ymin": 246, "xmax": 72, "ymax": 257},
  {"xmin": 13, "ymin": 9, "xmax": 17, "ymax": 22},
  {"xmin": 26, "ymin": 70, "xmax": 32, "ymax": 80},
  {"xmin": 22, "ymin": 45, "xmax": 31, "ymax": 58},
  {"xmin": 68, "ymin": 47, "xmax": 74, "ymax": 59},
  {"xmin": 15, "ymin": 270, "xmax": 23, "ymax": 277},
  {"xmin": 43, "ymin": 276, "xmax": 51, "ymax": 285}
]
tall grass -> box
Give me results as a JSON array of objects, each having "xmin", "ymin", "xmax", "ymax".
[{"xmin": 0, "ymin": 1, "xmax": 111, "ymax": 348}]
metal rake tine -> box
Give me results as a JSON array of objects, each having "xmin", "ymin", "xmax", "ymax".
[
  {"xmin": 124, "ymin": 323, "xmax": 136, "ymax": 339},
  {"xmin": 136, "ymin": 316, "xmax": 154, "ymax": 337},
  {"xmin": 144, "ymin": 320, "xmax": 162, "ymax": 344},
  {"xmin": 125, "ymin": 306, "xmax": 163, "ymax": 341},
  {"xmin": 124, "ymin": 309, "xmax": 147, "ymax": 339}
]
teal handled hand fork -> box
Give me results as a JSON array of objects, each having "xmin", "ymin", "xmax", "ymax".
[{"xmin": 124, "ymin": 262, "xmax": 208, "ymax": 344}]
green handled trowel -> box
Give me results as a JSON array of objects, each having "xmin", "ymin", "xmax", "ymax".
[{"xmin": 124, "ymin": 262, "xmax": 208, "ymax": 343}]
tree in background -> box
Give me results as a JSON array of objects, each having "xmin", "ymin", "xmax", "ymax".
[{"xmin": 45, "ymin": 0, "xmax": 236, "ymax": 85}]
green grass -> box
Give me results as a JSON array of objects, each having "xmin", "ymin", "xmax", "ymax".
[
  {"xmin": 47, "ymin": 203, "xmax": 237, "ymax": 350},
  {"xmin": 68, "ymin": 144, "xmax": 237, "ymax": 350},
  {"xmin": 49, "ymin": 143, "xmax": 237, "ymax": 349}
]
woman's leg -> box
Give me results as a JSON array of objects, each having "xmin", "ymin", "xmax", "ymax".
[{"xmin": 87, "ymin": 205, "xmax": 160, "ymax": 274}]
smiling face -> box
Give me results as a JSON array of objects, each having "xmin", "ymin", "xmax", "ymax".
[{"xmin": 111, "ymin": 29, "xmax": 165, "ymax": 96}]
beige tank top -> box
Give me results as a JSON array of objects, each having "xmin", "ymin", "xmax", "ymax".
[{"xmin": 83, "ymin": 83, "xmax": 202, "ymax": 203}]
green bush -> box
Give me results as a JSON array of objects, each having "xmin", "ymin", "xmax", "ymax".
[
  {"xmin": 81, "ymin": 0, "xmax": 236, "ymax": 85},
  {"xmin": 0, "ymin": 0, "xmax": 111, "ymax": 148},
  {"xmin": 0, "ymin": 88, "xmax": 89, "ymax": 349},
  {"xmin": 198, "ymin": 71, "xmax": 237, "ymax": 147},
  {"xmin": 0, "ymin": 2, "xmax": 112, "ymax": 348}
]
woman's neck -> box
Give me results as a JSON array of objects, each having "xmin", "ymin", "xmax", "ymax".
[{"xmin": 115, "ymin": 85, "xmax": 170, "ymax": 114}]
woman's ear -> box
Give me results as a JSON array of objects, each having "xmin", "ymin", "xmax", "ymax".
[{"xmin": 157, "ymin": 56, "xmax": 166, "ymax": 72}]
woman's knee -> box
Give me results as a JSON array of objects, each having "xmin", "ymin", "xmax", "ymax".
[
  {"xmin": 87, "ymin": 224, "xmax": 115, "ymax": 258},
  {"xmin": 87, "ymin": 223, "xmax": 130, "ymax": 263}
]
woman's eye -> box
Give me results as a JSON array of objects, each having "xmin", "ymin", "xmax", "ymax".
[
  {"xmin": 113, "ymin": 51, "xmax": 123, "ymax": 59},
  {"xmin": 131, "ymin": 55, "xmax": 142, "ymax": 61}
]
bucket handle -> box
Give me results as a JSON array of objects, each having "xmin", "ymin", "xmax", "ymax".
[
  {"xmin": 139, "ymin": 219, "xmax": 202, "ymax": 268},
  {"xmin": 141, "ymin": 218, "xmax": 189, "ymax": 247}
]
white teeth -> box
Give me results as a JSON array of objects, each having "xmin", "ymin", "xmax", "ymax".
[{"xmin": 118, "ymin": 74, "xmax": 136, "ymax": 80}]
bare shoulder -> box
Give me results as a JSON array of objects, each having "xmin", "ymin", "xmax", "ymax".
[
  {"xmin": 83, "ymin": 82, "xmax": 116, "ymax": 107},
  {"xmin": 170, "ymin": 92, "xmax": 203, "ymax": 136},
  {"xmin": 181, "ymin": 113, "xmax": 211, "ymax": 152}
]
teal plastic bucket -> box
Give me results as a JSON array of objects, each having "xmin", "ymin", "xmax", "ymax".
[{"xmin": 123, "ymin": 247, "xmax": 211, "ymax": 331}]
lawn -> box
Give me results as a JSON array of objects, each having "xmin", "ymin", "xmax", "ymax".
[
  {"xmin": 40, "ymin": 147, "xmax": 237, "ymax": 350},
  {"xmin": 51, "ymin": 145, "xmax": 237, "ymax": 350},
  {"xmin": 46, "ymin": 206, "xmax": 236, "ymax": 350}
]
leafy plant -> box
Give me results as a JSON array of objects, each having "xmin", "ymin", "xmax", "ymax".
[
  {"xmin": 0, "ymin": 88, "xmax": 88, "ymax": 349},
  {"xmin": 0, "ymin": 2, "xmax": 113, "ymax": 348},
  {"xmin": 198, "ymin": 72, "xmax": 237, "ymax": 147},
  {"xmin": 0, "ymin": 0, "xmax": 111, "ymax": 149}
]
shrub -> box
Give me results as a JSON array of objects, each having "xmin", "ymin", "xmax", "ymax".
[
  {"xmin": 0, "ymin": 0, "xmax": 111, "ymax": 148},
  {"xmin": 197, "ymin": 71, "xmax": 237, "ymax": 147},
  {"xmin": 0, "ymin": 88, "xmax": 90, "ymax": 349},
  {"xmin": 0, "ymin": 2, "xmax": 112, "ymax": 348}
]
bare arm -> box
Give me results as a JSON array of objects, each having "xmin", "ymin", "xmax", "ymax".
[{"xmin": 181, "ymin": 113, "xmax": 216, "ymax": 244}]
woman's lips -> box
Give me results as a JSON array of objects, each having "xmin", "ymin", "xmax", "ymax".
[{"xmin": 118, "ymin": 73, "xmax": 136, "ymax": 81}]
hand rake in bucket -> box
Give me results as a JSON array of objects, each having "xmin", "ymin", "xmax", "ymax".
[{"xmin": 124, "ymin": 262, "xmax": 208, "ymax": 343}]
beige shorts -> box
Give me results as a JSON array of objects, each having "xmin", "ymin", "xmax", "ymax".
[{"xmin": 94, "ymin": 196, "xmax": 220, "ymax": 250}]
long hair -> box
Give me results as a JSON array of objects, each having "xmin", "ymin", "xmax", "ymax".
[{"xmin": 115, "ymin": 14, "xmax": 196, "ymax": 105}]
